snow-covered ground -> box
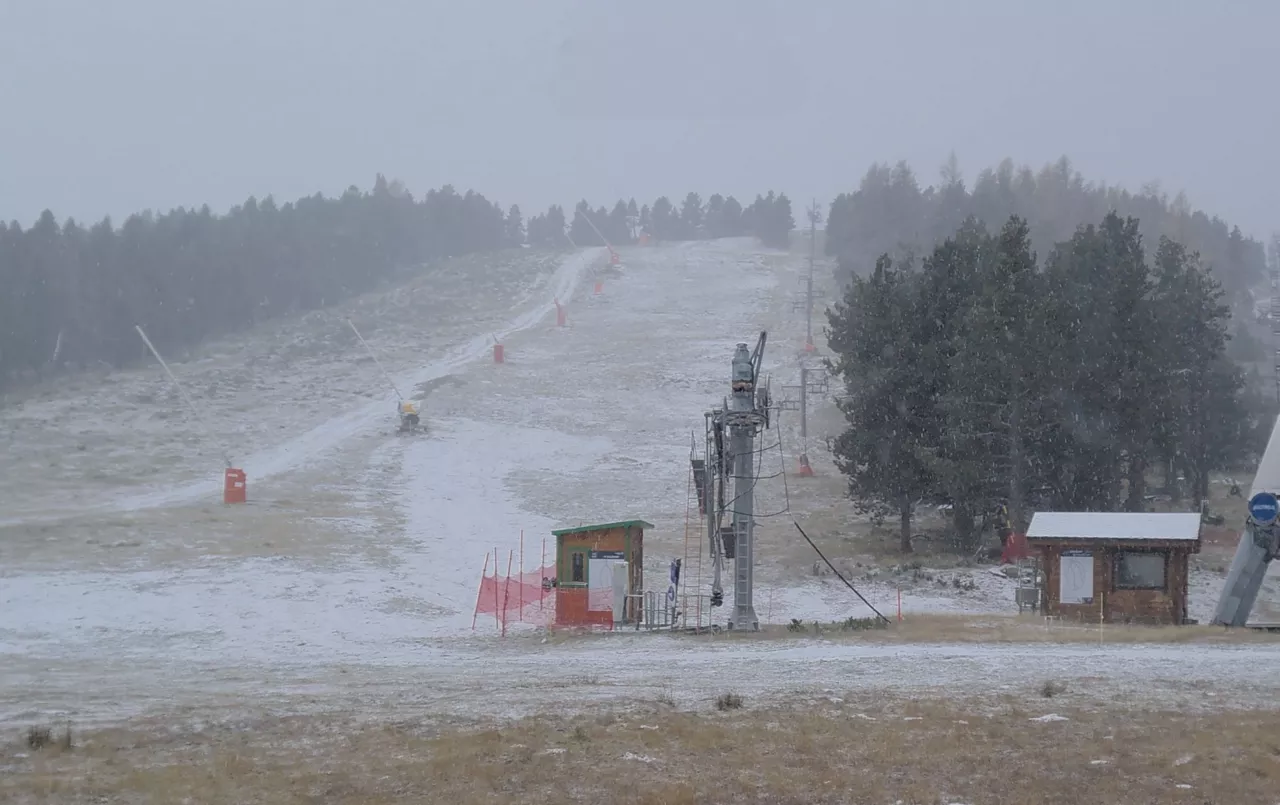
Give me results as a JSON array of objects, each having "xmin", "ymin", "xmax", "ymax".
[{"xmin": 3, "ymin": 237, "xmax": 1279, "ymax": 730}]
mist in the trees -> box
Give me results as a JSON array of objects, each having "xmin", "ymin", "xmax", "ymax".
[
  {"xmin": 826, "ymin": 210, "xmax": 1258, "ymax": 550},
  {"xmin": 0, "ymin": 183, "xmax": 798, "ymax": 389}
]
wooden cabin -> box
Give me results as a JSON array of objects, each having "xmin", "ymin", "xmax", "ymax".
[
  {"xmin": 552, "ymin": 519, "xmax": 650, "ymax": 628},
  {"xmin": 1026, "ymin": 512, "xmax": 1201, "ymax": 625}
]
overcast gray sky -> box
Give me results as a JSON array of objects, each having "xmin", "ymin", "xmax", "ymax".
[{"xmin": 2, "ymin": 0, "xmax": 1276, "ymax": 239}]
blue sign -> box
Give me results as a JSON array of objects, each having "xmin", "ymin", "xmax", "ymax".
[
  {"xmin": 1249, "ymin": 492, "xmax": 1279, "ymax": 526},
  {"xmin": 666, "ymin": 559, "xmax": 682, "ymax": 609}
]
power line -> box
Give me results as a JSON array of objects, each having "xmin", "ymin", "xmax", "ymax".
[
  {"xmin": 773, "ymin": 405, "xmax": 890, "ymax": 623},
  {"xmin": 793, "ymin": 520, "xmax": 890, "ymax": 624}
]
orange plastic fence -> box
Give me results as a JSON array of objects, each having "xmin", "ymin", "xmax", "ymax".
[{"xmin": 473, "ymin": 562, "xmax": 557, "ymax": 632}]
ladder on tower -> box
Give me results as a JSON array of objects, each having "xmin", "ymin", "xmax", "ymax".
[
  {"xmin": 732, "ymin": 520, "xmax": 750, "ymax": 622},
  {"xmin": 681, "ymin": 445, "xmax": 712, "ymax": 631}
]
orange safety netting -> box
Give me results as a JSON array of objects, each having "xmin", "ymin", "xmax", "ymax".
[{"xmin": 473, "ymin": 562, "xmax": 557, "ymax": 633}]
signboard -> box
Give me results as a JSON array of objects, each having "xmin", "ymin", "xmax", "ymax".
[
  {"xmin": 1249, "ymin": 492, "xmax": 1279, "ymax": 526},
  {"xmin": 588, "ymin": 550, "xmax": 626, "ymax": 612},
  {"xmin": 1059, "ymin": 549, "xmax": 1094, "ymax": 605},
  {"xmin": 611, "ymin": 563, "xmax": 629, "ymax": 623}
]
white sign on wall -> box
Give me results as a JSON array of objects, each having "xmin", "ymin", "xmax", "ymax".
[
  {"xmin": 611, "ymin": 562, "xmax": 629, "ymax": 623},
  {"xmin": 588, "ymin": 550, "xmax": 626, "ymax": 612},
  {"xmin": 1059, "ymin": 549, "xmax": 1094, "ymax": 605}
]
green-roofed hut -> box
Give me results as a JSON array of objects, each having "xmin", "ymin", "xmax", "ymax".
[{"xmin": 551, "ymin": 519, "xmax": 653, "ymax": 627}]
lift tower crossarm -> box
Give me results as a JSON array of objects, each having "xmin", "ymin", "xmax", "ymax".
[{"xmin": 748, "ymin": 331, "xmax": 767, "ymax": 387}]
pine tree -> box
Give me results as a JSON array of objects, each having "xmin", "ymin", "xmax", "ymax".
[
  {"xmin": 504, "ymin": 204, "xmax": 525, "ymax": 247},
  {"xmin": 827, "ymin": 255, "xmax": 934, "ymax": 552},
  {"xmin": 722, "ymin": 196, "xmax": 744, "ymax": 236},
  {"xmin": 608, "ymin": 200, "xmax": 631, "ymax": 244},
  {"xmin": 679, "ymin": 192, "xmax": 704, "ymax": 238},
  {"xmin": 910, "ymin": 218, "xmax": 993, "ymax": 546},
  {"xmin": 1150, "ymin": 236, "xmax": 1238, "ymax": 505},
  {"xmin": 651, "ymin": 197, "xmax": 676, "ymax": 241},
  {"xmin": 943, "ymin": 217, "xmax": 1043, "ymax": 535}
]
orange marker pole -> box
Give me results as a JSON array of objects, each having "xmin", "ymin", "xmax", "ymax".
[
  {"xmin": 493, "ymin": 547, "xmax": 500, "ymax": 629},
  {"xmin": 502, "ymin": 549, "xmax": 515, "ymax": 637}
]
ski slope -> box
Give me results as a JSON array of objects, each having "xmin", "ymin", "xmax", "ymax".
[
  {"xmin": 5, "ymin": 237, "xmax": 1275, "ymax": 730},
  {"xmin": 0, "ymin": 249, "xmax": 588, "ymax": 527}
]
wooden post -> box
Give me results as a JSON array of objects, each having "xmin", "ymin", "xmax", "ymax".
[
  {"xmin": 541, "ymin": 537, "xmax": 547, "ymax": 613},
  {"xmin": 471, "ymin": 552, "xmax": 490, "ymax": 631},
  {"xmin": 493, "ymin": 547, "xmax": 500, "ymax": 629},
  {"xmin": 501, "ymin": 550, "xmax": 515, "ymax": 637},
  {"xmin": 897, "ymin": 587, "xmax": 902, "ymax": 623}
]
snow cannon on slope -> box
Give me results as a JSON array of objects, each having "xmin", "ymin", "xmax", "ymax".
[
  {"xmin": 345, "ymin": 317, "xmax": 426, "ymax": 437},
  {"xmin": 398, "ymin": 400, "xmax": 421, "ymax": 434}
]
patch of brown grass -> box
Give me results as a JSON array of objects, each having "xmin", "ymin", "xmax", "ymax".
[
  {"xmin": 528, "ymin": 612, "xmax": 1280, "ymax": 647},
  {"xmin": 868, "ymin": 613, "xmax": 1280, "ymax": 645},
  {"xmin": 4, "ymin": 699, "xmax": 1279, "ymax": 804}
]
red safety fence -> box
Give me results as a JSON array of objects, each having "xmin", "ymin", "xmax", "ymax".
[
  {"xmin": 472, "ymin": 540, "xmax": 557, "ymax": 634},
  {"xmin": 1001, "ymin": 532, "xmax": 1032, "ymax": 564}
]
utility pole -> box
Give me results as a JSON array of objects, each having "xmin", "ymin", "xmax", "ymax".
[
  {"xmin": 797, "ymin": 200, "xmax": 821, "ymax": 476},
  {"xmin": 800, "ymin": 365, "xmax": 807, "ymax": 445},
  {"xmin": 804, "ymin": 199, "xmax": 819, "ymax": 353},
  {"xmin": 797, "ymin": 363, "xmax": 814, "ymax": 476}
]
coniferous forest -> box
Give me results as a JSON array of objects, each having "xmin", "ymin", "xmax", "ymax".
[
  {"xmin": 0, "ymin": 179, "xmax": 794, "ymax": 390},
  {"xmin": 822, "ymin": 156, "xmax": 1279, "ymax": 553},
  {"xmin": 827, "ymin": 210, "xmax": 1271, "ymax": 552},
  {"xmin": 825, "ymin": 156, "xmax": 1268, "ymax": 306}
]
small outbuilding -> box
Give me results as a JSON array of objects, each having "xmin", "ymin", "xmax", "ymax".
[
  {"xmin": 552, "ymin": 519, "xmax": 651, "ymax": 628},
  {"xmin": 1026, "ymin": 511, "xmax": 1202, "ymax": 625}
]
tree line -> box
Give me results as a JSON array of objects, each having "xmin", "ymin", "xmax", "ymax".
[
  {"xmin": 543, "ymin": 191, "xmax": 795, "ymax": 251},
  {"xmin": 0, "ymin": 178, "xmax": 794, "ymax": 390},
  {"xmin": 825, "ymin": 156, "xmax": 1269, "ymax": 312},
  {"xmin": 826, "ymin": 212, "xmax": 1266, "ymax": 554}
]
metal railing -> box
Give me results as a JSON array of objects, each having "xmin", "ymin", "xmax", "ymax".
[
  {"xmin": 620, "ymin": 590, "xmax": 721, "ymax": 631},
  {"xmin": 622, "ymin": 591, "xmax": 673, "ymax": 630}
]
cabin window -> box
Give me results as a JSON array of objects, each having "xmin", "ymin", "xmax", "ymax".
[
  {"xmin": 1114, "ymin": 551, "xmax": 1166, "ymax": 590},
  {"xmin": 571, "ymin": 552, "xmax": 585, "ymax": 583}
]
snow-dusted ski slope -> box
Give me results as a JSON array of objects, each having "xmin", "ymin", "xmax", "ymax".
[
  {"xmin": 0, "ymin": 248, "xmax": 601, "ymax": 526},
  {"xmin": 1, "ymin": 240, "xmax": 789, "ymax": 669},
  {"xmin": 0, "ymin": 238, "xmax": 810, "ymax": 724},
  {"xmin": 112, "ymin": 246, "xmax": 599, "ymax": 510},
  {"xmin": 8, "ymin": 237, "xmax": 1280, "ymax": 730}
]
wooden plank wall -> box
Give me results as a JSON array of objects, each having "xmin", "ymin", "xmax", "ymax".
[{"xmin": 1038, "ymin": 544, "xmax": 1191, "ymax": 625}]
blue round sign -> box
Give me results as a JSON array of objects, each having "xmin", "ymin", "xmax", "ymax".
[{"xmin": 1249, "ymin": 492, "xmax": 1280, "ymax": 525}]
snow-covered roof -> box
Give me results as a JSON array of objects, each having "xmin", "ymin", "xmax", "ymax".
[{"xmin": 1026, "ymin": 512, "xmax": 1201, "ymax": 542}]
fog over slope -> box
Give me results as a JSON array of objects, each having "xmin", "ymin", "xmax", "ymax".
[{"xmin": 2, "ymin": 0, "xmax": 1277, "ymax": 238}]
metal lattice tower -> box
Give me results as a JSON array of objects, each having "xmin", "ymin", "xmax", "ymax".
[{"xmin": 701, "ymin": 333, "xmax": 771, "ymax": 631}]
